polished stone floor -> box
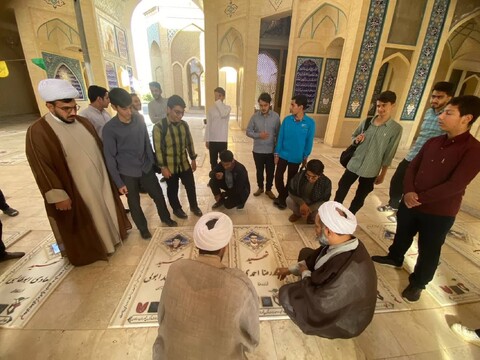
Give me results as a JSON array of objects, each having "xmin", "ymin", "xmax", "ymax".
[{"xmin": 0, "ymin": 112, "xmax": 479, "ymax": 359}]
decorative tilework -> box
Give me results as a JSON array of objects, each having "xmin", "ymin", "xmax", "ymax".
[
  {"xmin": 317, "ymin": 58, "xmax": 340, "ymax": 114},
  {"xmin": 42, "ymin": 52, "xmax": 86, "ymax": 100},
  {"xmin": 44, "ymin": 0, "xmax": 65, "ymax": 9},
  {"xmin": 401, "ymin": 0, "xmax": 450, "ymax": 120},
  {"xmin": 368, "ymin": 62, "xmax": 389, "ymax": 116},
  {"xmin": 293, "ymin": 57, "xmax": 323, "ymax": 113},
  {"xmin": 225, "ymin": 1, "xmax": 238, "ymax": 17},
  {"xmin": 147, "ymin": 24, "xmax": 160, "ymax": 48},
  {"xmin": 345, "ymin": 0, "xmax": 389, "ymax": 118},
  {"xmin": 167, "ymin": 29, "xmax": 180, "ymax": 45},
  {"xmin": 269, "ymin": 0, "xmax": 283, "ymax": 11}
]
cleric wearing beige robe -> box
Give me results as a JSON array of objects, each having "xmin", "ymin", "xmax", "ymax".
[
  {"xmin": 153, "ymin": 212, "xmax": 259, "ymax": 359},
  {"xmin": 26, "ymin": 79, "xmax": 131, "ymax": 266}
]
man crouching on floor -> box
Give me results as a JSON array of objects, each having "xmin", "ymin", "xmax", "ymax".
[{"xmin": 275, "ymin": 201, "xmax": 377, "ymax": 338}]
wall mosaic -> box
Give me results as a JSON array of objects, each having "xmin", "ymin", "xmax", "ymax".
[
  {"xmin": 400, "ymin": 0, "xmax": 450, "ymax": 120},
  {"xmin": 368, "ymin": 62, "xmax": 388, "ymax": 116},
  {"xmin": 105, "ymin": 60, "xmax": 118, "ymax": 89},
  {"xmin": 98, "ymin": 16, "xmax": 118, "ymax": 56},
  {"xmin": 42, "ymin": 52, "xmax": 86, "ymax": 100},
  {"xmin": 345, "ymin": 0, "xmax": 389, "ymax": 118},
  {"xmin": 95, "ymin": 0, "xmax": 127, "ymax": 22},
  {"xmin": 317, "ymin": 58, "xmax": 340, "ymax": 114},
  {"xmin": 147, "ymin": 24, "xmax": 161, "ymax": 48},
  {"xmin": 293, "ymin": 57, "xmax": 323, "ymax": 113}
]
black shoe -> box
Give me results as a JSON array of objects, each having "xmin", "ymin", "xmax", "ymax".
[
  {"xmin": 402, "ymin": 283, "xmax": 423, "ymax": 303},
  {"xmin": 191, "ymin": 207, "xmax": 203, "ymax": 217},
  {"xmin": 173, "ymin": 208, "xmax": 188, "ymax": 219},
  {"xmin": 371, "ymin": 255, "xmax": 403, "ymax": 269},
  {"xmin": 140, "ymin": 230, "xmax": 152, "ymax": 240},
  {"xmin": 0, "ymin": 251, "xmax": 25, "ymax": 262},
  {"xmin": 3, "ymin": 207, "xmax": 19, "ymax": 217},
  {"xmin": 163, "ymin": 219, "xmax": 178, "ymax": 227},
  {"xmin": 273, "ymin": 198, "xmax": 280, "ymax": 206},
  {"xmin": 236, "ymin": 203, "xmax": 245, "ymax": 210},
  {"xmin": 125, "ymin": 208, "xmax": 130, "ymax": 214},
  {"xmin": 212, "ymin": 199, "xmax": 224, "ymax": 209}
]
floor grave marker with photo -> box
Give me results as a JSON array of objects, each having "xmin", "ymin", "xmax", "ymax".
[
  {"xmin": 0, "ymin": 233, "xmax": 73, "ymax": 328},
  {"xmin": 360, "ymin": 223, "xmax": 480, "ymax": 306}
]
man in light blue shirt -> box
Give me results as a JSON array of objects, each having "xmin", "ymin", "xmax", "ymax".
[
  {"xmin": 273, "ymin": 94, "xmax": 315, "ymax": 209},
  {"xmin": 246, "ymin": 93, "xmax": 280, "ymax": 200},
  {"xmin": 377, "ymin": 82, "xmax": 454, "ymax": 221}
]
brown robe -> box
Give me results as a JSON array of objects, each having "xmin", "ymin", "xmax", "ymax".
[
  {"xmin": 279, "ymin": 240, "xmax": 377, "ymax": 339},
  {"xmin": 25, "ymin": 114, "xmax": 131, "ymax": 266}
]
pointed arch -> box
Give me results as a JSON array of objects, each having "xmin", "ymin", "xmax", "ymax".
[{"xmin": 298, "ymin": 3, "xmax": 347, "ymax": 39}]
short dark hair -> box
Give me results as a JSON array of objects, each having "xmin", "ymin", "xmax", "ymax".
[
  {"xmin": 258, "ymin": 92, "xmax": 272, "ymax": 103},
  {"xmin": 109, "ymin": 88, "xmax": 132, "ymax": 107},
  {"xmin": 149, "ymin": 81, "xmax": 161, "ymax": 90},
  {"xmin": 377, "ymin": 90, "xmax": 396, "ymax": 104},
  {"xmin": 291, "ymin": 94, "xmax": 308, "ymax": 109},
  {"xmin": 219, "ymin": 149, "xmax": 234, "ymax": 162},
  {"xmin": 87, "ymin": 85, "xmax": 108, "ymax": 103},
  {"xmin": 306, "ymin": 159, "xmax": 324, "ymax": 175},
  {"xmin": 167, "ymin": 95, "xmax": 186, "ymax": 109},
  {"xmin": 433, "ymin": 81, "xmax": 455, "ymax": 96},
  {"xmin": 448, "ymin": 95, "xmax": 480, "ymax": 126},
  {"xmin": 214, "ymin": 87, "xmax": 225, "ymax": 96},
  {"xmin": 130, "ymin": 92, "xmax": 138, "ymax": 97}
]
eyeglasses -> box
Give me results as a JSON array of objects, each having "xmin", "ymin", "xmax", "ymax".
[
  {"xmin": 56, "ymin": 105, "xmax": 80, "ymax": 113},
  {"xmin": 173, "ymin": 109, "xmax": 184, "ymax": 117},
  {"xmin": 305, "ymin": 173, "xmax": 319, "ymax": 180}
]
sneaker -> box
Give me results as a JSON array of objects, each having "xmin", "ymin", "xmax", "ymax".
[
  {"xmin": 387, "ymin": 214, "xmax": 397, "ymax": 223},
  {"xmin": 191, "ymin": 207, "xmax": 203, "ymax": 217},
  {"xmin": 451, "ymin": 323, "xmax": 480, "ymax": 346},
  {"xmin": 0, "ymin": 251, "xmax": 25, "ymax": 262},
  {"xmin": 163, "ymin": 219, "xmax": 178, "ymax": 227},
  {"xmin": 377, "ymin": 205, "xmax": 396, "ymax": 213},
  {"xmin": 3, "ymin": 207, "xmax": 19, "ymax": 217},
  {"xmin": 401, "ymin": 283, "xmax": 423, "ymax": 303},
  {"xmin": 288, "ymin": 213, "xmax": 301, "ymax": 222},
  {"xmin": 140, "ymin": 230, "xmax": 152, "ymax": 240},
  {"xmin": 173, "ymin": 208, "xmax": 188, "ymax": 219},
  {"xmin": 371, "ymin": 255, "xmax": 402, "ymax": 269},
  {"xmin": 212, "ymin": 199, "xmax": 224, "ymax": 209},
  {"xmin": 253, "ymin": 188, "xmax": 264, "ymax": 196},
  {"xmin": 265, "ymin": 190, "xmax": 276, "ymax": 200}
]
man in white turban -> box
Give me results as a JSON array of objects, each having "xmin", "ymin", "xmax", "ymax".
[
  {"xmin": 26, "ymin": 79, "xmax": 131, "ymax": 266},
  {"xmin": 153, "ymin": 212, "xmax": 259, "ymax": 359},
  {"xmin": 274, "ymin": 201, "xmax": 377, "ymax": 339}
]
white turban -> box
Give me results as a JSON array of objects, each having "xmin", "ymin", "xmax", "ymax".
[
  {"xmin": 38, "ymin": 79, "xmax": 79, "ymax": 102},
  {"xmin": 318, "ymin": 201, "xmax": 357, "ymax": 234},
  {"xmin": 193, "ymin": 212, "xmax": 233, "ymax": 251}
]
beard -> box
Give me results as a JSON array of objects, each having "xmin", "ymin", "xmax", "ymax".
[{"xmin": 53, "ymin": 109, "xmax": 75, "ymax": 123}]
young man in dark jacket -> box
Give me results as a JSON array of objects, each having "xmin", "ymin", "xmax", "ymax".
[
  {"xmin": 287, "ymin": 159, "xmax": 331, "ymax": 224},
  {"xmin": 210, "ymin": 150, "xmax": 250, "ymax": 210}
]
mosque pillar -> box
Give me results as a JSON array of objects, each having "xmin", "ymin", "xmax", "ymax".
[
  {"xmin": 396, "ymin": 0, "xmax": 456, "ymax": 148},
  {"xmin": 324, "ymin": 0, "xmax": 391, "ymax": 147},
  {"xmin": 203, "ymin": 1, "xmax": 220, "ymax": 112}
]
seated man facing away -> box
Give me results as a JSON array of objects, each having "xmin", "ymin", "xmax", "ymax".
[
  {"xmin": 210, "ymin": 150, "xmax": 250, "ymax": 210},
  {"xmin": 153, "ymin": 212, "xmax": 260, "ymax": 359},
  {"xmin": 275, "ymin": 201, "xmax": 377, "ymax": 339},
  {"xmin": 287, "ymin": 159, "xmax": 332, "ymax": 224}
]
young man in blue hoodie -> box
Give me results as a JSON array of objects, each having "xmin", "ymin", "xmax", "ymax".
[{"xmin": 273, "ymin": 94, "xmax": 315, "ymax": 209}]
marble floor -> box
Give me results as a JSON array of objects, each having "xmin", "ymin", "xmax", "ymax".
[{"xmin": 0, "ymin": 113, "xmax": 480, "ymax": 360}]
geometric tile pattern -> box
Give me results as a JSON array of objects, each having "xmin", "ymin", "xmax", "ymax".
[
  {"xmin": 400, "ymin": 0, "xmax": 450, "ymax": 120},
  {"xmin": 293, "ymin": 56, "xmax": 323, "ymax": 113},
  {"xmin": 345, "ymin": 0, "xmax": 389, "ymax": 118},
  {"xmin": 147, "ymin": 23, "xmax": 160, "ymax": 48},
  {"xmin": 317, "ymin": 58, "xmax": 340, "ymax": 114}
]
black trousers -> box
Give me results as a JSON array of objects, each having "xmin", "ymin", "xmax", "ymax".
[
  {"xmin": 208, "ymin": 141, "xmax": 228, "ymax": 170},
  {"xmin": 275, "ymin": 158, "xmax": 300, "ymax": 203},
  {"xmin": 334, "ymin": 169, "xmax": 376, "ymax": 214},
  {"xmin": 388, "ymin": 202, "xmax": 455, "ymax": 288},
  {"xmin": 209, "ymin": 178, "xmax": 248, "ymax": 209},
  {"xmin": 388, "ymin": 159, "xmax": 410, "ymax": 209},
  {"xmin": 253, "ymin": 152, "xmax": 275, "ymax": 191},
  {"xmin": 121, "ymin": 169, "xmax": 171, "ymax": 232},
  {"xmin": 0, "ymin": 189, "xmax": 9, "ymax": 211},
  {"xmin": 0, "ymin": 219, "xmax": 5, "ymax": 256},
  {"xmin": 166, "ymin": 168, "xmax": 199, "ymax": 211}
]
